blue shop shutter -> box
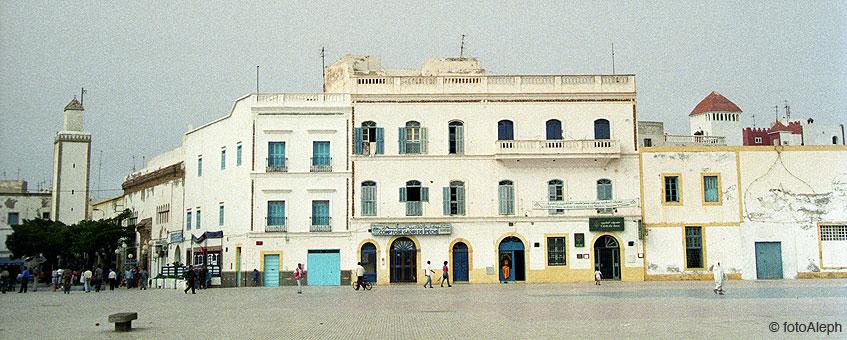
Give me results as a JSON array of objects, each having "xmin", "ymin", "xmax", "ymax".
[
  {"xmin": 354, "ymin": 128, "xmax": 363, "ymax": 155},
  {"xmin": 375, "ymin": 128, "xmax": 384, "ymax": 154}
]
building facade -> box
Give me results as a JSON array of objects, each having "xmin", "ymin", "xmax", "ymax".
[{"xmin": 0, "ymin": 180, "xmax": 51, "ymax": 267}]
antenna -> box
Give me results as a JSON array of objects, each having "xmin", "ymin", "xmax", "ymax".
[
  {"xmin": 612, "ymin": 42, "xmax": 616, "ymax": 75},
  {"xmin": 80, "ymin": 88, "xmax": 87, "ymax": 106},
  {"xmin": 132, "ymin": 155, "xmax": 136, "ymax": 172},
  {"xmin": 460, "ymin": 34, "xmax": 466, "ymax": 58},
  {"xmin": 97, "ymin": 150, "xmax": 103, "ymax": 200},
  {"xmin": 784, "ymin": 100, "xmax": 791, "ymax": 120},
  {"xmin": 256, "ymin": 66, "xmax": 259, "ymax": 95},
  {"xmin": 751, "ymin": 111, "xmax": 756, "ymax": 128},
  {"xmin": 774, "ymin": 105, "xmax": 779, "ymax": 123},
  {"xmin": 321, "ymin": 46, "xmax": 326, "ymax": 92}
]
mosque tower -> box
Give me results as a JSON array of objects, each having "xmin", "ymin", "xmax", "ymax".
[{"xmin": 50, "ymin": 97, "xmax": 92, "ymax": 224}]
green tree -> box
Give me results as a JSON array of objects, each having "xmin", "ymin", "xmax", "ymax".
[{"xmin": 5, "ymin": 218, "xmax": 68, "ymax": 268}]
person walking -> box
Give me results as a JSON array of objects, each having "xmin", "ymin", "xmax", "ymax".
[
  {"xmin": 440, "ymin": 261, "xmax": 452, "ymax": 287},
  {"xmin": 138, "ymin": 268, "xmax": 148, "ymax": 290},
  {"xmin": 18, "ymin": 267, "xmax": 30, "ymax": 293},
  {"xmin": 124, "ymin": 268, "xmax": 132, "ymax": 289},
  {"xmin": 205, "ymin": 267, "xmax": 212, "ymax": 289},
  {"xmin": 184, "ymin": 265, "xmax": 196, "ymax": 294},
  {"xmin": 252, "ymin": 269, "xmax": 259, "ymax": 287},
  {"xmin": 199, "ymin": 267, "xmax": 207, "ymax": 289},
  {"xmin": 355, "ymin": 262, "xmax": 366, "ymax": 290},
  {"xmin": 713, "ymin": 262, "xmax": 726, "ymax": 295},
  {"xmin": 594, "ymin": 269, "xmax": 602, "ymax": 285},
  {"xmin": 108, "ymin": 269, "xmax": 117, "ymax": 291},
  {"xmin": 56, "ymin": 268, "xmax": 65, "ymax": 292},
  {"xmin": 51, "ymin": 269, "xmax": 58, "ymax": 292},
  {"xmin": 294, "ymin": 263, "xmax": 305, "ymax": 294},
  {"xmin": 83, "ymin": 268, "xmax": 93, "ymax": 293},
  {"xmin": 94, "ymin": 267, "xmax": 103, "ymax": 292},
  {"xmin": 62, "ymin": 268, "xmax": 73, "ymax": 294},
  {"xmin": 0, "ymin": 267, "xmax": 9, "ymax": 294},
  {"xmin": 423, "ymin": 261, "xmax": 435, "ymax": 288}
]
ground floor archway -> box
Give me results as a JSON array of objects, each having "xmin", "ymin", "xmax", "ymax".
[
  {"xmin": 594, "ymin": 235, "xmax": 621, "ymax": 280},
  {"xmin": 390, "ymin": 237, "xmax": 417, "ymax": 283},
  {"xmin": 499, "ymin": 236, "xmax": 525, "ymax": 282}
]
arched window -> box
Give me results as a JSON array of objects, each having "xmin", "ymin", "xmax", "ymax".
[
  {"xmin": 498, "ymin": 120, "xmax": 514, "ymax": 140},
  {"xmin": 833, "ymin": 136, "xmax": 839, "ymax": 145},
  {"xmin": 448, "ymin": 120, "xmax": 464, "ymax": 155},
  {"xmin": 443, "ymin": 180, "xmax": 466, "ymax": 215},
  {"xmin": 546, "ymin": 119, "xmax": 562, "ymax": 140},
  {"xmin": 498, "ymin": 180, "xmax": 515, "ymax": 215},
  {"xmin": 548, "ymin": 179, "xmax": 564, "ymax": 215},
  {"xmin": 354, "ymin": 121, "xmax": 383, "ymax": 155},
  {"xmin": 400, "ymin": 180, "xmax": 427, "ymax": 216},
  {"xmin": 399, "ymin": 121, "xmax": 426, "ymax": 154},
  {"xmin": 597, "ymin": 179, "xmax": 612, "ymax": 201},
  {"xmin": 361, "ymin": 181, "xmax": 377, "ymax": 216},
  {"xmin": 594, "ymin": 119, "xmax": 610, "ymax": 140}
]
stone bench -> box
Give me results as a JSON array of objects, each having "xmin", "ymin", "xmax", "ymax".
[{"xmin": 108, "ymin": 312, "xmax": 138, "ymax": 332}]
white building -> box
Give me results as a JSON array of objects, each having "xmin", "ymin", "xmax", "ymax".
[
  {"xmin": 331, "ymin": 55, "xmax": 643, "ymax": 284},
  {"xmin": 688, "ymin": 92, "xmax": 743, "ymax": 146},
  {"xmin": 640, "ymin": 145, "xmax": 847, "ymax": 280},
  {"xmin": 50, "ymin": 98, "xmax": 91, "ymax": 225},
  {"xmin": 0, "ymin": 180, "xmax": 51, "ymax": 267}
]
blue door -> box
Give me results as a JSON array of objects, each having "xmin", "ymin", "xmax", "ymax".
[
  {"xmin": 453, "ymin": 243, "xmax": 469, "ymax": 282},
  {"xmin": 307, "ymin": 250, "xmax": 341, "ymax": 286},
  {"xmin": 263, "ymin": 254, "xmax": 280, "ymax": 287},
  {"xmin": 499, "ymin": 237, "xmax": 525, "ymax": 282},
  {"xmin": 755, "ymin": 242, "xmax": 783, "ymax": 279}
]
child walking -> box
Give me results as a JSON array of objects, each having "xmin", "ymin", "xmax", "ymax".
[{"xmin": 594, "ymin": 269, "xmax": 602, "ymax": 285}]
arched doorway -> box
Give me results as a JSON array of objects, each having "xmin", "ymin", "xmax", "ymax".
[
  {"xmin": 390, "ymin": 237, "xmax": 417, "ymax": 283},
  {"xmin": 452, "ymin": 242, "xmax": 469, "ymax": 282},
  {"xmin": 499, "ymin": 237, "xmax": 525, "ymax": 282},
  {"xmin": 360, "ymin": 242, "xmax": 377, "ymax": 283},
  {"xmin": 594, "ymin": 235, "xmax": 621, "ymax": 280},
  {"xmin": 174, "ymin": 245, "xmax": 181, "ymax": 265}
]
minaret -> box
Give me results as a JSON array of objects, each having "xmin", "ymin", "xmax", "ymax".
[{"xmin": 51, "ymin": 97, "xmax": 92, "ymax": 224}]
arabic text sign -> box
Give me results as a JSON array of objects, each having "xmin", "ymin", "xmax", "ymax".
[{"xmin": 532, "ymin": 198, "xmax": 639, "ymax": 210}]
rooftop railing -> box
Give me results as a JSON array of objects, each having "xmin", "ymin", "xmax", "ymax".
[{"xmin": 349, "ymin": 75, "xmax": 635, "ymax": 94}]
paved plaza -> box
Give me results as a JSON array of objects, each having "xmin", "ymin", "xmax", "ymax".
[{"xmin": 1, "ymin": 279, "xmax": 845, "ymax": 339}]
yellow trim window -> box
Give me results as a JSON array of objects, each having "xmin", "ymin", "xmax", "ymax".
[
  {"xmin": 702, "ymin": 173, "xmax": 721, "ymax": 205},
  {"xmin": 662, "ymin": 174, "xmax": 682, "ymax": 205}
]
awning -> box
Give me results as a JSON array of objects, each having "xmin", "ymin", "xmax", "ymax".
[{"xmin": 191, "ymin": 231, "xmax": 224, "ymax": 243}]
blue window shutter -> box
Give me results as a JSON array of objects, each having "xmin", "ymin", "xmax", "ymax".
[
  {"xmin": 354, "ymin": 128, "xmax": 363, "ymax": 155},
  {"xmin": 398, "ymin": 127, "xmax": 406, "ymax": 154},
  {"xmin": 443, "ymin": 187, "xmax": 450, "ymax": 215},
  {"xmin": 236, "ymin": 145, "xmax": 242, "ymax": 166},
  {"xmin": 422, "ymin": 187, "xmax": 429, "ymax": 202},
  {"xmin": 399, "ymin": 187, "xmax": 407, "ymax": 202},
  {"xmin": 375, "ymin": 128, "xmax": 384, "ymax": 154},
  {"xmin": 457, "ymin": 185, "xmax": 465, "ymax": 215},
  {"xmin": 455, "ymin": 126, "xmax": 464, "ymax": 155},
  {"xmin": 420, "ymin": 127, "xmax": 428, "ymax": 154}
]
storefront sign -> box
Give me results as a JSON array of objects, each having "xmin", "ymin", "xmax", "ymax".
[
  {"xmin": 589, "ymin": 217, "xmax": 625, "ymax": 231},
  {"xmin": 371, "ymin": 224, "xmax": 452, "ymax": 236},
  {"xmin": 169, "ymin": 231, "xmax": 183, "ymax": 243},
  {"xmin": 531, "ymin": 198, "xmax": 639, "ymax": 210},
  {"xmin": 574, "ymin": 233, "xmax": 585, "ymax": 247}
]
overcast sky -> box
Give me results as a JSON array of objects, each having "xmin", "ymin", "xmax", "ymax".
[{"xmin": 1, "ymin": 1, "xmax": 845, "ymax": 199}]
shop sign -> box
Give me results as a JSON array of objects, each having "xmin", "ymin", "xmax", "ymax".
[
  {"xmin": 371, "ymin": 223, "xmax": 452, "ymax": 236},
  {"xmin": 574, "ymin": 233, "xmax": 585, "ymax": 247},
  {"xmin": 531, "ymin": 198, "xmax": 639, "ymax": 210},
  {"xmin": 589, "ymin": 217, "xmax": 625, "ymax": 231},
  {"xmin": 169, "ymin": 231, "xmax": 183, "ymax": 243}
]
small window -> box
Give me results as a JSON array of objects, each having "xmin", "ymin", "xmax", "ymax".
[
  {"xmin": 663, "ymin": 175, "xmax": 681, "ymax": 204},
  {"xmin": 355, "ymin": 121, "xmax": 384, "ymax": 155},
  {"xmin": 834, "ymin": 136, "xmax": 839, "ymax": 145},
  {"xmin": 498, "ymin": 120, "xmax": 514, "ymax": 140},
  {"xmin": 546, "ymin": 119, "xmax": 562, "ymax": 140},
  {"xmin": 220, "ymin": 148, "xmax": 226, "ymax": 170},
  {"xmin": 400, "ymin": 180, "xmax": 428, "ymax": 216},
  {"xmin": 703, "ymin": 175, "xmax": 720, "ymax": 204},
  {"xmin": 597, "ymin": 179, "xmax": 612, "ymax": 201},
  {"xmin": 643, "ymin": 138, "xmax": 652, "ymax": 147},
  {"xmin": 685, "ymin": 227, "xmax": 703, "ymax": 269},
  {"xmin": 186, "ymin": 211, "xmax": 192, "ymax": 230},
  {"xmin": 197, "ymin": 156, "xmax": 203, "ymax": 177},
  {"xmin": 236, "ymin": 144, "xmax": 243, "ymax": 166},
  {"xmin": 448, "ymin": 120, "xmax": 464, "ymax": 155},
  {"xmin": 311, "ymin": 200, "xmax": 330, "ymax": 226},
  {"xmin": 361, "ymin": 181, "xmax": 377, "ymax": 216},
  {"xmin": 399, "ymin": 121, "xmax": 427, "ymax": 154},
  {"xmin": 594, "ymin": 119, "xmax": 610, "ymax": 140},
  {"xmin": 443, "ymin": 180, "xmax": 465, "ymax": 216},
  {"xmin": 7, "ymin": 212, "xmax": 19, "ymax": 225},
  {"xmin": 498, "ymin": 180, "xmax": 515, "ymax": 215},
  {"xmin": 195, "ymin": 209, "xmax": 201, "ymax": 229},
  {"xmin": 754, "ymin": 137, "xmax": 762, "ymax": 144},
  {"xmin": 547, "ymin": 237, "xmax": 566, "ymax": 266},
  {"xmin": 219, "ymin": 204, "xmax": 225, "ymax": 226},
  {"xmin": 268, "ymin": 142, "xmax": 286, "ymax": 169},
  {"xmin": 820, "ymin": 225, "xmax": 847, "ymax": 241},
  {"xmin": 267, "ymin": 201, "xmax": 286, "ymax": 226},
  {"xmin": 548, "ymin": 179, "xmax": 564, "ymax": 215}
]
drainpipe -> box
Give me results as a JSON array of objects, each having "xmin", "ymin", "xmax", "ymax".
[{"xmin": 841, "ymin": 124, "xmax": 845, "ymax": 145}]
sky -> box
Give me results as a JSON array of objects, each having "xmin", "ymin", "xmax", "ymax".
[{"xmin": 1, "ymin": 1, "xmax": 845, "ymax": 199}]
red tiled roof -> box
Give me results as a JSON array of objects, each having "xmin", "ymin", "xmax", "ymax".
[
  {"xmin": 689, "ymin": 92, "xmax": 742, "ymax": 116},
  {"xmin": 768, "ymin": 121, "xmax": 802, "ymax": 134}
]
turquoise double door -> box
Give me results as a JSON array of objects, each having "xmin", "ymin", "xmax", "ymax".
[{"xmin": 307, "ymin": 249, "xmax": 340, "ymax": 286}]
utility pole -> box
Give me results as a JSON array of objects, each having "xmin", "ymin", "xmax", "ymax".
[
  {"xmin": 321, "ymin": 46, "xmax": 326, "ymax": 92},
  {"xmin": 460, "ymin": 34, "xmax": 466, "ymax": 58}
]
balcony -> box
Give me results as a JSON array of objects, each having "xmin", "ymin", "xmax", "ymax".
[
  {"xmin": 662, "ymin": 134, "xmax": 726, "ymax": 146},
  {"xmin": 266, "ymin": 157, "xmax": 288, "ymax": 172},
  {"xmin": 310, "ymin": 157, "xmax": 332, "ymax": 172},
  {"xmin": 347, "ymin": 75, "xmax": 635, "ymax": 95},
  {"xmin": 310, "ymin": 217, "xmax": 331, "ymax": 232},
  {"xmin": 495, "ymin": 139, "xmax": 621, "ymax": 160},
  {"xmin": 265, "ymin": 217, "xmax": 287, "ymax": 232}
]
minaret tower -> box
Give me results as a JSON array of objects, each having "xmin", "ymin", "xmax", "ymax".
[{"xmin": 51, "ymin": 97, "xmax": 92, "ymax": 224}]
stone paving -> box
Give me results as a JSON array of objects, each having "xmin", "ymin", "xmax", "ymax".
[{"xmin": 1, "ymin": 279, "xmax": 845, "ymax": 339}]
